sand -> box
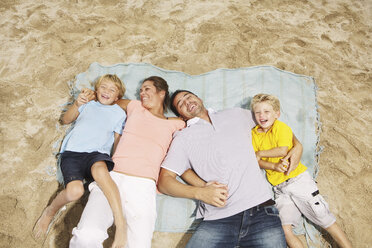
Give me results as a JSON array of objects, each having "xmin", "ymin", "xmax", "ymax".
[{"xmin": 0, "ymin": 0, "xmax": 371, "ymax": 247}]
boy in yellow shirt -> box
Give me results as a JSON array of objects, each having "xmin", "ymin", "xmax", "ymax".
[{"xmin": 251, "ymin": 94, "xmax": 352, "ymax": 248}]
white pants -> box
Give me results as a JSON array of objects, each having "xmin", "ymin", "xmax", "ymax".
[
  {"xmin": 70, "ymin": 171, "xmax": 157, "ymax": 248},
  {"xmin": 274, "ymin": 171, "xmax": 336, "ymax": 228}
]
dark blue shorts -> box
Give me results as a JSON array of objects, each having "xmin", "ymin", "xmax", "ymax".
[{"xmin": 60, "ymin": 151, "xmax": 114, "ymax": 185}]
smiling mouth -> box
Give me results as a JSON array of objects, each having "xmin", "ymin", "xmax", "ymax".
[
  {"xmin": 188, "ymin": 104, "xmax": 196, "ymax": 112},
  {"xmin": 260, "ymin": 119, "xmax": 268, "ymax": 125},
  {"xmin": 101, "ymin": 94, "xmax": 109, "ymax": 99}
]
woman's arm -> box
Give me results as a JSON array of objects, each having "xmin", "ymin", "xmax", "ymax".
[{"xmin": 116, "ymin": 99, "xmax": 131, "ymax": 112}]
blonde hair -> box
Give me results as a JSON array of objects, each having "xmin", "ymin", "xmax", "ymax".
[
  {"xmin": 251, "ymin": 93, "xmax": 280, "ymax": 112},
  {"xmin": 94, "ymin": 74, "xmax": 126, "ymax": 99}
]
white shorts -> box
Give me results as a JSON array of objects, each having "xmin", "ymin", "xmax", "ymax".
[
  {"xmin": 274, "ymin": 171, "xmax": 336, "ymax": 229},
  {"xmin": 70, "ymin": 171, "xmax": 157, "ymax": 248}
]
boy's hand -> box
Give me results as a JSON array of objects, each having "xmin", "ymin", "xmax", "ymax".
[
  {"xmin": 255, "ymin": 151, "xmax": 262, "ymax": 161},
  {"xmin": 74, "ymin": 91, "xmax": 90, "ymax": 107},
  {"xmin": 81, "ymin": 88, "xmax": 96, "ymax": 101},
  {"xmin": 273, "ymin": 160, "xmax": 289, "ymax": 173}
]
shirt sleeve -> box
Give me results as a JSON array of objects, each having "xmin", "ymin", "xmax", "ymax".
[
  {"xmin": 251, "ymin": 130, "xmax": 259, "ymax": 152},
  {"xmin": 275, "ymin": 121, "xmax": 293, "ymax": 147},
  {"xmin": 126, "ymin": 100, "xmax": 141, "ymax": 116},
  {"xmin": 161, "ymin": 133, "xmax": 191, "ymax": 176},
  {"xmin": 114, "ymin": 109, "xmax": 127, "ymax": 135},
  {"xmin": 78, "ymin": 101, "xmax": 88, "ymax": 113},
  {"xmin": 241, "ymin": 108, "xmax": 256, "ymax": 129}
]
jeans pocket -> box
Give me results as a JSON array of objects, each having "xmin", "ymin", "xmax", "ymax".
[
  {"xmin": 308, "ymin": 195, "xmax": 329, "ymax": 218},
  {"xmin": 264, "ymin": 205, "xmax": 280, "ymax": 217}
]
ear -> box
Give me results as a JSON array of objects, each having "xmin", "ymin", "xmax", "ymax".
[
  {"xmin": 159, "ymin": 90, "xmax": 166, "ymax": 99},
  {"xmin": 276, "ymin": 110, "xmax": 281, "ymax": 118}
]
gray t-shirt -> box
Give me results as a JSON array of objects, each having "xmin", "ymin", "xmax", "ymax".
[{"xmin": 161, "ymin": 108, "xmax": 272, "ymax": 221}]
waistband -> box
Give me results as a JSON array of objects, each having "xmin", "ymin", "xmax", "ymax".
[{"xmin": 249, "ymin": 199, "xmax": 276, "ymax": 211}]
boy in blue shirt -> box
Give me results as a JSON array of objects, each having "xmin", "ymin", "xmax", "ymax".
[{"xmin": 33, "ymin": 74, "xmax": 127, "ymax": 247}]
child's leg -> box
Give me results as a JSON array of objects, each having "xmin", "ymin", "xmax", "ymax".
[
  {"xmin": 91, "ymin": 161, "xmax": 126, "ymax": 247},
  {"xmin": 33, "ymin": 180, "xmax": 84, "ymax": 239},
  {"xmin": 325, "ymin": 223, "xmax": 352, "ymax": 248},
  {"xmin": 282, "ymin": 224, "xmax": 304, "ymax": 248}
]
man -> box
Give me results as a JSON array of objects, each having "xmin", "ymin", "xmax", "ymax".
[{"xmin": 158, "ymin": 90, "xmax": 303, "ymax": 248}]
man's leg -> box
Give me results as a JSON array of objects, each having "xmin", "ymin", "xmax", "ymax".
[
  {"xmin": 239, "ymin": 206, "xmax": 286, "ymax": 248},
  {"xmin": 186, "ymin": 213, "xmax": 242, "ymax": 248}
]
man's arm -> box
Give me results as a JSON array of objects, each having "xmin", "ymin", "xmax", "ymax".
[
  {"xmin": 282, "ymin": 134, "xmax": 303, "ymax": 175},
  {"xmin": 181, "ymin": 169, "xmax": 206, "ymax": 187},
  {"xmin": 158, "ymin": 168, "xmax": 228, "ymax": 207}
]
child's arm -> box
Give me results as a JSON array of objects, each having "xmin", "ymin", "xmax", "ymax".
[
  {"xmin": 282, "ymin": 134, "xmax": 303, "ymax": 175},
  {"xmin": 255, "ymin": 146, "xmax": 288, "ymax": 161},
  {"xmin": 61, "ymin": 91, "xmax": 90, "ymax": 124},
  {"xmin": 112, "ymin": 133, "xmax": 121, "ymax": 155},
  {"xmin": 257, "ymin": 159, "xmax": 289, "ymax": 173}
]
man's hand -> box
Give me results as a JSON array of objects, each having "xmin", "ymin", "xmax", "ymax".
[{"xmin": 196, "ymin": 181, "xmax": 228, "ymax": 207}]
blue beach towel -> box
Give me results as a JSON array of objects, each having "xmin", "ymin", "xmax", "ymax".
[{"xmin": 51, "ymin": 62, "xmax": 323, "ymax": 247}]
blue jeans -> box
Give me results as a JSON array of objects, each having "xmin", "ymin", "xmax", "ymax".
[{"xmin": 186, "ymin": 205, "xmax": 286, "ymax": 248}]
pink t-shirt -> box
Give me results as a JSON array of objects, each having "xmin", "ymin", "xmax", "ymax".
[{"xmin": 112, "ymin": 100, "xmax": 185, "ymax": 182}]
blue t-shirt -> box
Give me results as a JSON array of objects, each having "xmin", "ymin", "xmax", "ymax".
[{"xmin": 60, "ymin": 101, "xmax": 126, "ymax": 155}]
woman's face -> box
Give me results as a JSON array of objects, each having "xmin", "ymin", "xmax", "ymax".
[{"xmin": 140, "ymin": 80, "xmax": 165, "ymax": 110}]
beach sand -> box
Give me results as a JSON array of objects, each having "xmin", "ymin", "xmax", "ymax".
[{"xmin": 0, "ymin": 0, "xmax": 371, "ymax": 247}]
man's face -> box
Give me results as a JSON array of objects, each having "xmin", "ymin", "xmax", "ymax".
[{"xmin": 173, "ymin": 91, "xmax": 204, "ymax": 120}]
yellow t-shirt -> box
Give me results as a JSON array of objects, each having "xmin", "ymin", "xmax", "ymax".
[{"xmin": 252, "ymin": 120, "xmax": 307, "ymax": 186}]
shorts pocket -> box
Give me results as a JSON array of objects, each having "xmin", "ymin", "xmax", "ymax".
[
  {"xmin": 308, "ymin": 195, "xmax": 330, "ymax": 218},
  {"xmin": 264, "ymin": 205, "xmax": 280, "ymax": 217}
]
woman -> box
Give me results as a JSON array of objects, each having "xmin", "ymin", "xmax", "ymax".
[{"xmin": 69, "ymin": 76, "xmax": 185, "ymax": 248}]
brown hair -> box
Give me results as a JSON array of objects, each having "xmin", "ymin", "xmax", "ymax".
[
  {"xmin": 250, "ymin": 93, "xmax": 280, "ymax": 112},
  {"xmin": 143, "ymin": 76, "xmax": 170, "ymax": 112},
  {"xmin": 95, "ymin": 74, "xmax": 126, "ymax": 99}
]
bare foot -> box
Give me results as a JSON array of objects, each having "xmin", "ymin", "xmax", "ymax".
[
  {"xmin": 32, "ymin": 206, "xmax": 55, "ymax": 240},
  {"xmin": 111, "ymin": 226, "xmax": 127, "ymax": 248}
]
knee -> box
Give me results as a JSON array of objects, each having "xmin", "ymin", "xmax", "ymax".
[
  {"xmin": 70, "ymin": 227, "xmax": 107, "ymax": 248},
  {"xmin": 91, "ymin": 163, "xmax": 109, "ymax": 183},
  {"xmin": 65, "ymin": 185, "xmax": 84, "ymax": 202}
]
